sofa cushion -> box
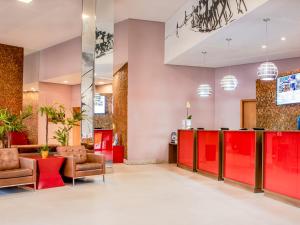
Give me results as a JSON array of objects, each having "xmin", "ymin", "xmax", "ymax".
[
  {"xmin": 57, "ymin": 146, "xmax": 87, "ymax": 164},
  {"xmin": 76, "ymin": 163, "xmax": 102, "ymax": 171},
  {"xmin": 0, "ymin": 168, "xmax": 32, "ymax": 179},
  {"xmin": 0, "ymin": 148, "xmax": 20, "ymax": 171}
]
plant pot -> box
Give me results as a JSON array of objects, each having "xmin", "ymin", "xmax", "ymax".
[
  {"xmin": 41, "ymin": 151, "xmax": 49, "ymax": 159},
  {"xmin": 186, "ymin": 119, "xmax": 192, "ymax": 129}
]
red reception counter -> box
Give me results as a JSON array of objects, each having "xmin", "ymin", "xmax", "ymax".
[
  {"xmin": 223, "ymin": 131, "xmax": 263, "ymax": 192},
  {"xmin": 264, "ymin": 132, "xmax": 300, "ymax": 204},
  {"xmin": 196, "ymin": 130, "xmax": 223, "ymax": 180},
  {"xmin": 177, "ymin": 130, "xmax": 195, "ymax": 171}
]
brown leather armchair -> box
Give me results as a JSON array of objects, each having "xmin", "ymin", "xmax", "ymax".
[
  {"xmin": 56, "ymin": 146, "xmax": 105, "ymax": 186},
  {"xmin": 0, "ymin": 148, "xmax": 36, "ymax": 190}
]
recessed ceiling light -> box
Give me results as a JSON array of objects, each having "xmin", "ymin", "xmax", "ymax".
[
  {"xmin": 98, "ymin": 82, "xmax": 105, "ymax": 85},
  {"xmin": 262, "ymin": 45, "xmax": 267, "ymax": 49},
  {"xmin": 18, "ymin": 0, "xmax": 32, "ymax": 3},
  {"xmin": 82, "ymin": 14, "xmax": 89, "ymax": 19},
  {"xmin": 281, "ymin": 37, "xmax": 286, "ymax": 41},
  {"xmin": 63, "ymin": 80, "xmax": 69, "ymax": 84},
  {"xmin": 31, "ymin": 88, "xmax": 35, "ymax": 91}
]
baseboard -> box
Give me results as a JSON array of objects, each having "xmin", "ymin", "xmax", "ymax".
[{"xmin": 124, "ymin": 159, "xmax": 167, "ymax": 165}]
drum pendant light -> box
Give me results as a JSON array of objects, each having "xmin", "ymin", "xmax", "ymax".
[
  {"xmin": 220, "ymin": 38, "xmax": 238, "ymax": 91},
  {"xmin": 197, "ymin": 51, "xmax": 213, "ymax": 97},
  {"xmin": 257, "ymin": 18, "xmax": 278, "ymax": 81}
]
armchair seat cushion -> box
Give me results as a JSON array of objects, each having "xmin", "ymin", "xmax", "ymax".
[
  {"xmin": 76, "ymin": 163, "xmax": 102, "ymax": 171},
  {"xmin": 0, "ymin": 168, "xmax": 32, "ymax": 179}
]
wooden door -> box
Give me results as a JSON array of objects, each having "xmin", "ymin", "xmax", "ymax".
[
  {"xmin": 72, "ymin": 107, "xmax": 81, "ymax": 146},
  {"xmin": 240, "ymin": 99, "xmax": 257, "ymax": 129}
]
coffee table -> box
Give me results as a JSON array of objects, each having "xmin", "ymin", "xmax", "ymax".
[{"xmin": 29, "ymin": 156, "xmax": 65, "ymax": 189}]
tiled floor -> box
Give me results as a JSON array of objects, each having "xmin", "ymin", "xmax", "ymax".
[{"xmin": 0, "ymin": 164, "xmax": 299, "ymax": 225}]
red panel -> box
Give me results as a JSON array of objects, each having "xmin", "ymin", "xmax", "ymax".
[
  {"xmin": 197, "ymin": 131, "xmax": 219, "ymax": 175},
  {"xmin": 113, "ymin": 146, "xmax": 124, "ymax": 163},
  {"xmin": 178, "ymin": 130, "xmax": 194, "ymax": 169},
  {"xmin": 94, "ymin": 129, "xmax": 113, "ymax": 162},
  {"xmin": 223, "ymin": 131, "xmax": 256, "ymax": 186},
  {"xmin": 30, "ymin": 156, "xmax": 65, "ymax": 189},
  {"xmin": 10, "ymin": 131, "xmax": 29, "ymax": 145},
  {"xmin": 264, "ymin": 132, "xmax": 300, "ymax": 200}
]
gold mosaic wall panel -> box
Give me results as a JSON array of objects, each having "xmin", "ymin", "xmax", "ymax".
[
  {"xmin": 256, "ymin": 69, "xmax": 300, "ymax": 130},
  {"xmin": 113, "ymin": 63, "xmax": 128, "ymax": 158},
  {"xmin": 0, "ymin": 44, "xmax": 23, "ymax": 114}
]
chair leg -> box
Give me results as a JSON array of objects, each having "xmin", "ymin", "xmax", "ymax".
[
  {"xmin": 102, "ymin": 174, "xmax": 105, "ymax": 183},
  {"xmin": 72, "ymin": 178, "xmax": 75, "ymax": 187},
  {"xmin": 34, "ymin": 182, "xmax": 37, "ymax": 191}
]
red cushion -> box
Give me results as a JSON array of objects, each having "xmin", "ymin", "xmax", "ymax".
[{"xmin": 10, "ymin": 132, "xmax": 29, "ymax": 145}]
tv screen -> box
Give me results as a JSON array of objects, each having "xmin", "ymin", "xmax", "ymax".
[
  {"xmin": 94, "ymin": 94, "xmax": 106, "ymax": 114},
  {"xmin": 277, "ymin": 73, "xmax": 300, "ymax": 105}
]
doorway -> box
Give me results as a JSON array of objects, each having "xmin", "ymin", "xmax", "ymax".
[{"xmin": 240, "ymin": 99, "xmax": 257, "ymax": 129}]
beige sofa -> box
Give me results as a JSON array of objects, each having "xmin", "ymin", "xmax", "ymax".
[{"xmin": 0, "ymin": 148, "xmax": 36, "ymax": 190}]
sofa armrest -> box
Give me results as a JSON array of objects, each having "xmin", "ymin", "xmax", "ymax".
[
  {"xmin": 19, "ymin": 157, "xmax": 36, "ymax": 170},
  {"xmin": 63, "ymin": 156, "xmax": 76, "ymax": 178},
  {"xmin": 19, "ymin": 157, "xmax": 36, "ymax": 182},
  {"xmin": 87, "ymin": 153, "xmax": 105, "ymax": 164}
]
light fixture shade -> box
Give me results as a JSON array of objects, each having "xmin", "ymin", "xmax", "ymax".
[
  {"xmin": 220, "ymin": 75, "xmax": 238, "ymax": 91},
  {"xmin": 257, "ymin": 62, "xmax": 278, "ymax": 81},
  {"xmin": 197, "ymin": 84, "xmax": 213, "ymax": 97}
]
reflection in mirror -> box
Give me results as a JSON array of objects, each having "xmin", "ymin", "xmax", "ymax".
[{"xmin": 81, "ymin": 0, "xmax": 96, "ymax": 143}]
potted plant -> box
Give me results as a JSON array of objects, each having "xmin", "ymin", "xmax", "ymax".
[
  {"xmin": 52, "ymin": 106, "xmax": 84, "ymax": 146},
  {"xmin": 0, "ymin": 107, "xmax": 32, "ymax": 148},
  {"xmin": 39, "ymin": 145, "xmax": 49, "ymax": 159},
  {"xmin": 39, "ymin": 104, "xmax": 84, "ymax": 148}
]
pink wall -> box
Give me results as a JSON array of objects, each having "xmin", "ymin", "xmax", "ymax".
[
  {"xmin": 114, "ymin": 20, "xmax": 128, "ymax": 70},
  {"xmin": 71, "ymin": 84, "xmax": 81, "ymax": 108},
  {"xmin": 39, "ymin": 37, "xmax": 81, "ymax": 81},
  {"xmin": 214, "ymin": 57, "xmax": 300, "ymax": 129},
  {"xmin": 38, "ymin": 82, "xmax": 73, "ymax": 145},
  {"xmin": 119, "ymin": 19, "xmax": 215, "ymax": 163}
]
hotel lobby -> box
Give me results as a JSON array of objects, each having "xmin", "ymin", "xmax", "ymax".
[{"xmin": 0, "ymin": 0, "xmax": 300, "ymax": 224}]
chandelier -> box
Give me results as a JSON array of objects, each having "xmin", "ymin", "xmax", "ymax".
[
  {"xmin": 197, "ymin": 84, "xmax": 213, "ymax": 97},
  {"xmin": 220, "ymin": 75, "xmax": 238, "ymax": 91},
  {"xmin": 257, "ymin": 18, "xmax": 278, "ymax": 81}
]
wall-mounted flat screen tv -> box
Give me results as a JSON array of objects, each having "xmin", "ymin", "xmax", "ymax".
[
  {"xmin": 277, "ymin": 73, "xmax": 300, "ymax": 105},
  {"xmin": 94, "ymin": 94, "xmax": 106, "ymax": 114}
]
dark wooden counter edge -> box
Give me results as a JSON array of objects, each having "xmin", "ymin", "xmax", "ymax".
[{"xmin": 264, "ymin": 190, "xmax": 300, "ymax": 208}]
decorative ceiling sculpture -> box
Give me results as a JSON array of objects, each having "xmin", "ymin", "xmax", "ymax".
[
  {"xmin": 176, "ymin": 0, "xmax": 248, "ymax": 37},
  {"xmin": 95, "ymin": 28, "xmax": 114, "ymax": 58}
]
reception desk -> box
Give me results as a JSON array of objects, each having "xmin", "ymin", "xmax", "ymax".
[
  {"xmin": 196, "ymin": 130, "xmax": 223, "ymax": 180},
  {"xmin": 264, "ymin": 131, "xmax": 300, "ymax": 206},
  {"xmin": 223, "ymin": 131, "xmax": 263, "ymax": 192},
  {"xmin": 177, "ymin": 130, "xmax": 196, "ymax": 171}
]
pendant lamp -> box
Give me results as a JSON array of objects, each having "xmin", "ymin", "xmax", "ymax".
[
  {"xmin": 197, "ymin": 51, "xmax": 213, "ymax": 97},
  {"xmin": 220, "ymin": 38, "xmax": 238, "ymax": 91},
  {"xmin": 257, "ymin": 18, "xmax": 278, "ymax": 81}
]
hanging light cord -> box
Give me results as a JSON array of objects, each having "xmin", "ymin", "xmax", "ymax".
[
  {"xmin": 264, "ymin": 18, "xmax": 270, "ymax": 62},
  {"xmin": 226, "ymin": 38, "xmax": 232, "ymax": 75}
]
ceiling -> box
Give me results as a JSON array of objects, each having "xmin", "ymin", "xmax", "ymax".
[
  {"xmin": 0, "ymin": 0, "xmax": 82, "ymax": 55},
  {"xmin": 114, "ymin": 0, "xmax": 188, "ymax": 23},
  {"xmin": 0, "ymin": 0, "xmax": 187, "ymax": 54},
  {"xmin": 167, "ymin": 0, "xmax": 300, "ymax": 68}
]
